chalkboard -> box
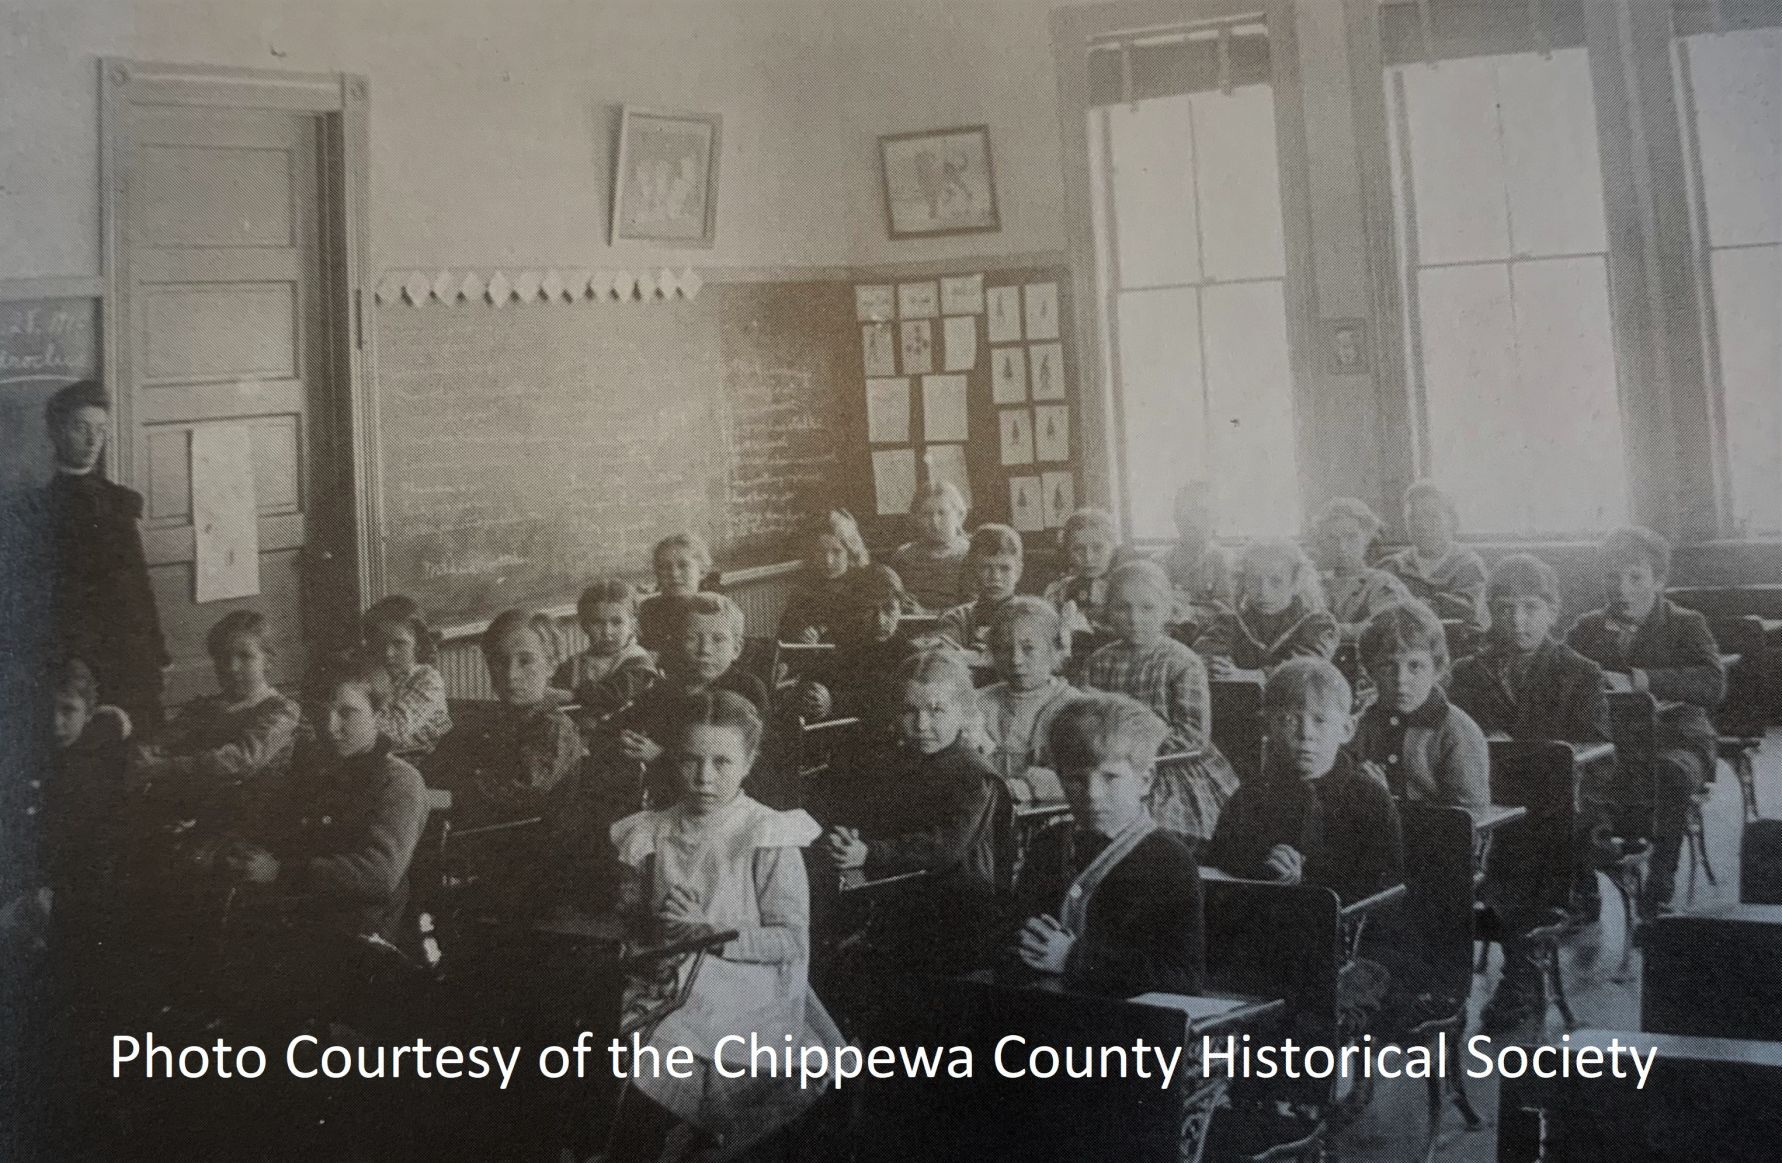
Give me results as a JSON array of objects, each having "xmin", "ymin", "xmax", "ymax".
[
  {"xmin": 0, "ymin": 296, "xmax": 101, "ymax": 497},
  {"xmin": 374, "ymin": 281, "xmax": 861, "ymax": 627}
]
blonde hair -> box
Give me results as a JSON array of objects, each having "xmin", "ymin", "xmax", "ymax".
[
  {"xmin": 1238, "ymin": 539, "xmax": 1326, "ymax": 611},
  {"xmin": 911, "ymin": 480, "xmax": 967, "ymax": 517},
  {"xmin": 1048, "ymin": 693, "xmax": 1168, "ymax": 774},
  {"xmin": 897, "ymin": 648, "xmax": 975, "ymax": 704}
]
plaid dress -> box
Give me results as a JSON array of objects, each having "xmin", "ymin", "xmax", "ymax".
[{"xmin": 1080, "ymin": 639, "xmax": 1238, "ymax": 840}]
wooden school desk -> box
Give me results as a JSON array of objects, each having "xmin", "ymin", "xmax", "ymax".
[{"xmin": 1640, "ymin": 904, "xmax": 1782, "ymax": 1042}]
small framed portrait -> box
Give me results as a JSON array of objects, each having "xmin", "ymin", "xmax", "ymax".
[
  {"xmin": 879, "ymin": 125, "xmax": 1001, "ymax": 240},
  {"xmin": 611, "ymin": 106, "xmax": 722, "ymax": 247},
  {"xmin": 1324, "ymin": 318, "xmax": 1371, "ymax": 376}
]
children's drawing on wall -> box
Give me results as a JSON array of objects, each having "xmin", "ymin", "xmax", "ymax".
[
  {"xmin": 900, "ymin": 320, "xmax": 934, "ymax": 376},
  {"xmin": 992, "ymin": 345, "xmax": 1026, "ymax": 404},
  {"xmin": 611, "ymin": 106, "xmax": 721, "ymax": 246},
  {"xmin": 863, "ymin": 323, "xmax": 898, "ymax": 377},
  {"xmin": 1029, "ymin": 343, "xmax": 1064, "ymax": 401},
  {"xmin": 879, "ymin": 125, "xmax": 1000, "ymax": 239},
  {"xmin": 1023, "ymin": 281, "xmax": 1059, "ymax": 340},
  {"xmin": 986, "ymin": 284, "xmax": 1022, "ymax": 343}
]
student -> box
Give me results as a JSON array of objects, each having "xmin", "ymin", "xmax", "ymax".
[
  {"xmin": 794, "ymin": 564, "xmax": 920, "ymax": 725},
  {"xmin": 38, "ymin": 659, "xmax": 131, "ymax": 940},
  {"xmin": 1206, "ymin": 657, "xmax": 1404, "ymax": 905},
  {"xmin": 452, "ymin": 609, "xmax": 585, "ymax": 823},
  {"xmin": 133, "ymin": 610, "xmax": 300, "ymax": 822},
  {"xmin": 819, "ymin": 650, "xmax": 1002, "ymax": 972},
  {"xmin": 890, "ymin": 481, "xmax": 971, "ymax": 613},
  {"xmin": 1378, "ymin": 480, "xmax": 1489, "ymax": 633},
  {"xmin": 36, "ymin": 381, "xmax": 169, "ymax": 732},
  {"xmin": 1044, "ymin": 507, "xmax": 1121, "ymax": 637},
  {"xmin": 1156, "ymin": 480, "xmax": 1235, "ymax": 632},
  {"xmin": 1309, "ymin": 497, "xmax": 1413, "ymax": 640},
  {"xmin": 638, "ymin": 532, "xmax": 715, "ymax": 655},
  {"xmin": 608, "ymin": 691, "xmax": 840, "ymax": 1157},
  {"xmin": 552, "ymin": 579, "xmax": 658, "ymax": 726},
  {"xmin": 361, "ymin": 595, "xmax": 453, "ymax": 755},
  {"xmin": 976, "ymin": 596, "xmax": 1076, "ymax": 801},
  {"xmin": 1011, "ymin": 692, "xmax": 1203, "ymax": 997},
  {"xmin": 220, "ymin": 651, "xmax": 429, "ymax": 948},
  {"xmin": 1195, "ymin": 539, "xmax": 1338, "ymax": 679},
  {"xmin": 1351, "ymin": 601, "xmax": 1489, "ymax": 809},
  {"xmin": 1079, "ymin": 561, "xmax": 1238, "ymax": 841},
  {"xmin": 937, "ymin": 523, "xmax": 1025, "ymax": 656},
  {"xmin": 777, "ymin": 509, "xmax": 870, "ymax": 644},
  {"xmin": 1565, "ymin": 527, "xmax": 1724, "ymax": 918}
]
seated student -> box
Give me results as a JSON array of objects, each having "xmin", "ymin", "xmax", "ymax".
[
  {"xmin": 133, "ymin": 610, "xmax": 300, "ymax": 822},
  {"xmin": 818, "ymin": 650, "xmax": 1002, "ymax": 973},
  {"xmin": 1309, "ymin": 497, "xmax": 1413, "ymax": 641},
  {"xmin": 638, "ymin": 532, "xmax": 714, "ymax": 655},
  {"xmin": 1565, "ymin": 527, "xmax": 1724, "ymax": 918},
  {"xmin": 219, "ymin": 651, "xmax": 429, "ymax": 948},
  {"xmin": 890, "ymin": 480, "xmax": 971, "ymax": 614},
  {"xmin": 975, "ymin": 596, "xmax": 1076, "ymax": 801},
  {"xmin": 360, "ymin": 595, "xmax": 452, "ymax": 755},
  {"xmin": 1079, "ymin": 561, "xmax": 1238, "ymax": 841},
  {"xmin": 1196, "ymin": 538, "xmax": 1338, "ymax": 679},
  {"xmin": 1011, "ymin": 693, "xmax": 1203, "ymax": 997},
  {"xmin": 1156, "ymin": 479, "xmax": 1235, "ymax": 633},
  {"xmin": 1351, "ymin": 601, "xmax": 1489, "ymax": 809},
  {"xmin": 609, "ymin": 593, "xmax": 768, "ymax": 809},
  {"xmin": 608, "ymin": 691, "xmax": 840, "ymax": 1158},
  {"xmin": 777, "ymin": 509, "xmax": 871, "ymax": 644},
  {"xmin": 1206, "ymin": 657, "xmax": 1404, "ymax": 905},
  {"xmin": 1377, "ymin": 480, "xmax": 1488, "ymax": 633},
  {"xmin": 552, "ymin": 579, "xmax": 658, "ymax": 728},
  {"xmin": 794, "ymin": 564, "xmax": 921, "ymax": 725},
  {"xmin": 38, "ymin": 659, "xmax": 131, "ymax": 943},
  {"xmin": 1044, "ymin": 507, "xmax": 1121, "ymax": 638},
  {"xmin": 937, "ymin": 523, "xmax": 1025, "ymax": 657}
]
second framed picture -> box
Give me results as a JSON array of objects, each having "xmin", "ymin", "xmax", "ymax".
[
  {"xmin": 879, "ymin": 125, "xmax": 1001, "ymax": 240},
  {"xmin": 611, "ymin": 106, "xmax": 722, "ymax": 247}
]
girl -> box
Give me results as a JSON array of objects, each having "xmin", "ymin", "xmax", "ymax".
[
  {"xmin": 1044, "ymin": 507, "xmax": 1122, "ymax": 638},
  {"xmin": 976, "ymin": 596, "xmax": 1076, "ymax": 800},
  {"xmin": 794, "ymin": 564, "xmax": 920, "ymax": 726},
  {"xmin": 1079, "ymin": 561, "xmax": 1238, "ymax": 841},
  {"xmin": 1310, "ymin": 497, "xmax": 1412, "ymax": 641},
  {"xmin": 553, "ymin": 579, "xmax": 659, "ymax": 725},
  {"xmin": 133, "ymin": 610, "xmax": 300, "ymax": 824},
  {"xmin": 456, "ymin": 609, "xmax": 585, "ymax": 822},
  {"xmin": 1378, "ymin": 481, "xmax": 1489, "ymax": 633},
  {"xmin": 361, "ymin": 595, "xmax": 453, "ymax": 755},
  {"xmin": 890, "ymin": 481, "xmax": 970, "ymax": 613},
  {"xmin": 1156, "ymin": 480, "xmax": 1234, "ymax": 633},
  {"xmin": 777, "ymin": 510, "xmax": 870, "ymax": 644},
  {"xmin": 1196, "ymin": 539, "xmax": 1339, "ymax": 680},
  {"xmin": 609, "ymin": 691, "xmax": 839, "ymax": 1158},
  {"xmin": 639, "ymin": 533, "xmax": 715, "ymax": 655}
]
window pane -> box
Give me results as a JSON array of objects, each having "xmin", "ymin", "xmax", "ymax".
[
  {"xmin": 1201, "ymin": 280, "xmax": 1299, "ymax": 535},
  {"xmin": 1116, "ymin": 287, "xmax": 1205, "ymax": 539},
  {"xmin": 1191, "ymin": 84, "xmax": 1286, "ymax": 281},
  {"xmin": 1712, "ymin": 244, "xmax": 1782, "ymax": 532},
  {"xmin": 1418, "ymin": 263, "xmax": 1525, "ymax": 531},
  {"xmin": 1685, "ymin": 30, "xmax": 1782, "ymax": 247},
  {"xmin": 1108, "ymin": 96, "xmax": 1200, "ymax": 288},
  {"xmin": 1497, "ymin": 48, "xmax": 1607, "ymax": 257},
  {"xmin": 1396, "ymin": 56, "xmax": 1512, "ymax": 265}
]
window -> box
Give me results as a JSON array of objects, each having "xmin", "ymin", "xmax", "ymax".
[
  {"xmin": 1676, "ymin": 26, "xmax": 1782, "ymax": 535},
  {"xmin": 1386, "ymin": 47, "xmax": 1630, "ymax": 536},
  {"xmin": 1086, "ymin": 23, "xmax": 1301, "ymax": 540}
]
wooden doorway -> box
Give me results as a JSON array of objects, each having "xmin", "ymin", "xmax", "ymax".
[{"xmin": 101, "ymin": 60, "xmax": 376, "ymax": 700}]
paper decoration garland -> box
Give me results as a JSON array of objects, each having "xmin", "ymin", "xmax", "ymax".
[{"xmin": 371, "ymin": 267, "xmax": 707, "ymax": 305}]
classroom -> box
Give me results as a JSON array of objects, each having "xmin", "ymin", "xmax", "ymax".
[{"xmin": 1, "ymin": 0, "xmax": 1779, "ymax": 1159}]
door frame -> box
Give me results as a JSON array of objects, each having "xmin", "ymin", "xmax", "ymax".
[{"xmin": 98, "ymin": 57, "xmax": 383, "ymax": 632}]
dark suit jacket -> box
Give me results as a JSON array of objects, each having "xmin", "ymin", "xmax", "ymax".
[
  {"xmin": 1566, "ymin": 599, "xmax": 1724, "ymax": 769},
  {"xmin": 1449, "ymin": 638, "xmax": 1609, "ymax": 744}
]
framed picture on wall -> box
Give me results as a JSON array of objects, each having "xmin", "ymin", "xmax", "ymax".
[
  {"xmin": 611, "ymin": 106, "xmax": 722, "ymax": 247},
  {"xmin": 879, "ymin": 125, "xmax": 1000, "ymax": 239}
]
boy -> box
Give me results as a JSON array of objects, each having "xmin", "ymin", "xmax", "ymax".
[
  {"xmin": 795, "ymin": 564, "xmax": 920, "ymax": 725},
  {"xmin": 1352, "ymin": 601, "xmax": 1489, "ymax": 808},
  {"xmin": 1012, "ymin": 693, "xmax": 1203, "ymax": 997},
  {"xmin": 890, "ymin": 481, "xmax": 971, "ymax": 613},
  {"xmin": 1309, "ymin": 498, "xmax": 1412, "ymax": 641},
  {"xmin": 819, "ymin": 650, "xmax": 1002, "ymax": 973},
  {"xmin": 1080, "ymin": 560, "xmax": 1237, "ymax": 840},
  {"xmin": 1378, "ymin": 481, "xmax": 1488, "ymax": 633},
  {"xmin": 1196, "ymin": 539, "xmax": 1338, "ymax": 679},
  {"xmin": 1156, "ymin": 480, "xmax": 1234, "ymax": 633},
  {"xmin": 937, "ymin": 523, "xmax": 1025, "ymax": 657},
  {"xmin": 40, "ymin": 660, "xmax": 130, "ymax": 923},
  {"xmin": 976, "ymin": 596, "xmax": 1076, "ymax": 801},
  {"xmin": 1565, "ymin": 527, "xmax": 1723, "ymax": 917},
  {"xmin": 553, "ymin": 579, "xmax": 659, "ymax": 727},
  {"xmin": 639, "ymin": 533, "xmax": 715, "ymax": 655},
  {"xmin": 1206, "ymin": 657, "xmax": 1404, "ymax": 905},
  {"xmin": 1044, "ymin": 507, "xmax": 1121, "ymax": 637}
]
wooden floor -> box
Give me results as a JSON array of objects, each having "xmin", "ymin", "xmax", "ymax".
[{"xmin": 1337, "ymin": 729, "xmax": 1781, "ymax": 1162}]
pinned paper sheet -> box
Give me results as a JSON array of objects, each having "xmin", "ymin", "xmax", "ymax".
[
  {"xmin": 900, "ymin": 320, "xmax": 934, "ymax": 375},
  {"xmin": 992, "ymin": 346, "xmax": 1027, "ymax": 404},
  {"xmin": 866, "ymin": 378, "xmax": 911, "ymax": 444},
  {"xmin": 1024, "ymin": 282, "xmax": 1060, "ymax": 340},
  {"xmin": 1010, "ymin": 475, "xmax": 1044, "ymax": 532},
  {"xmin": 1030, "ymin": 342, "xmax": 1065, "ymax": 401},
  {"xmin": 872, "ymin": 448, "xmax": 918, "ymax": 516},
  {"xmin": 191, "ymin": 424, "xmax": 261, "ymax": 603},
  {"xmin": 863, "ymin": 323, "xmax": 898, "ymax": 377},
  {"xmin": 924, "ymin": 444, "xmax": 973, "ymax": 511},
  {"xmin": 942, "ymin": 315, "xmax": 978, "ymax": 371},
  {"xmin": 1035, "ymin": 404, "xmax": 1070, "ymax": 462},
  {"xmin": 940, "ymin": 273, "xmax": 985, "ymax": 316},
  {"xmin": 1041, "ymin": 471, "xmax": 1075, "ymax": 529},
  {"xmin": 921, "ymin": 374, "xmax": 969, "ymax": 443},
  {"xmin": 999, "ymin": 408, "xmax": 1034, "ymax": 466},
  {"xmin": 856, "ymin": 284, "xmax": 895, "ymax": 322},
  {"xmin": 987, "ymin": 285, "xmax": 1023, "ymax": 343},
  {"xmin": 897, "ymin": 281, "xmax": 939, "ymax": 319}
]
